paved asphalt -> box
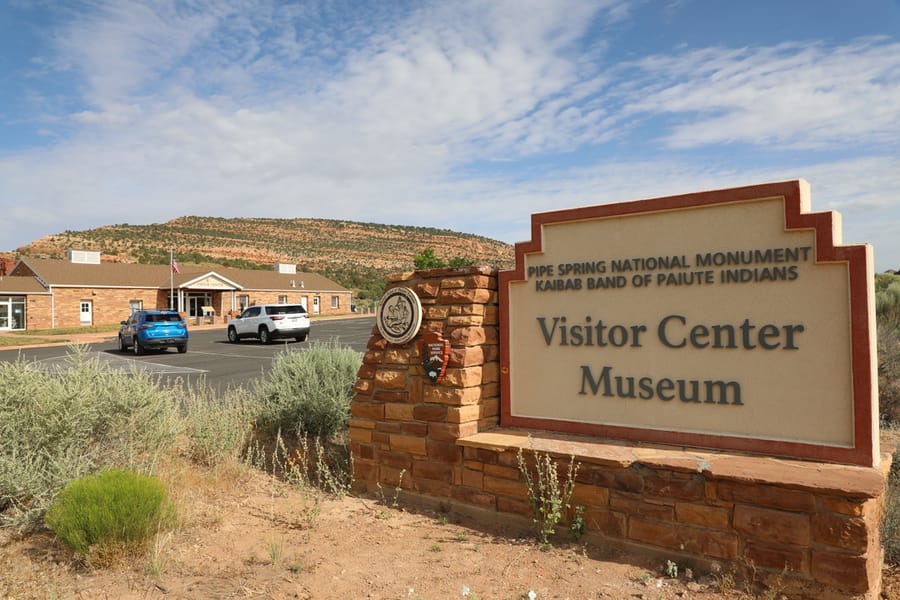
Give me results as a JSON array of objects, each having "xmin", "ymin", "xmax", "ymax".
[{"xmin": 0, "ymin": 316, "xmax": 376, "ymax": 390}]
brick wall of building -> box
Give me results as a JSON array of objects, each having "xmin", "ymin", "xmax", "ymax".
[
  {"xmin": 21, "ymin": 287, "xmax": 352, "ymax": 330},
  {"xmin": 25, "ymin": 295, "xmax": 52, "ymax": 330},
  {"xmin": 349, "ymin": 267, "xmax": 887, "ymax": 599},
  {"xmin": 234, "ymin": 291, "xmax": 352, "ymax": 317},
  {"xmin": 49, "ymin": 287, "xmax": 160, "ymax": 328}
]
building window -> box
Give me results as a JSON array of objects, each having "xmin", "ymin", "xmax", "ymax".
[
  {"xmin": 239, "ymin": 295, "xmax": 250, "ymax": 310},
  {"xmin": 331, "ymin": 295, "xmax": 340, "ymax": 309},
  {"xmin": 278, "ymin": 295, "xmax": 288, "ymax": 304},
  {"xmin": 0, "ymin": 296, "xmax": 25, "ymax": 331},
  {"xmin": 129, "ymin": 300, "xmax": 142, "ymax": 314}
]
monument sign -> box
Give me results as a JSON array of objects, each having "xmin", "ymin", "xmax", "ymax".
[{"xmin": 500, "ymin": 180, "xmax": 878, "ymax": 466}]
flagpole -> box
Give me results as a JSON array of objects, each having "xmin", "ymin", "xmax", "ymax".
[{"xmin": 170, "ymin": 249, "xmax": 174, "ymax": 310}]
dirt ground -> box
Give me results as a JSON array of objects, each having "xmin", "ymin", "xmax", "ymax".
[
  {"xmin": 0, "ymin": 339, "xmax": 898, "ymax": 600},
  {"xmin": 1, "ymin": 455, "xmax": 898, "ymax": 600}
]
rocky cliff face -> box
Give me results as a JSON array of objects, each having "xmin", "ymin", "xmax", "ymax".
[{"xmin": 5, "ymin": 216, "xmax": 514, "ymax": 274}]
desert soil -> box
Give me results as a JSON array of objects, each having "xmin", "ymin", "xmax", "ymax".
[
  {"xmin": 0, "ymin": 458, "xmax": 738, "ymax": 600},
  {"xmin": 2, "ymin": 456, "xmax": 899, "ymax": 600}
]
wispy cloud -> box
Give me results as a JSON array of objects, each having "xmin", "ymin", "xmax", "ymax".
[
  {"xmin": 618, "ymin": 37, "xmax": 900, "ymax": 150},
  {"xmin": 2, "ymin": 0, "xmax": 899, "ymax": 269}
]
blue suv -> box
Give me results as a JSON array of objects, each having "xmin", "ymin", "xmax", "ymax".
[{"xmin": 118, "ymin": 310, "xmax": 188, "ymax": 354}]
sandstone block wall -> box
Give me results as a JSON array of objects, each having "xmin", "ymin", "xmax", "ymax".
[
  {"xmin": 349, "ymin": 267, "xmax": 887, "ymax": 599},
  {"xmin": 350, "ymin": 267, "xmax": 500, "ymax": 492},
  {"xmin": 457, "ymin": 432, "xmax": 887, "ymax": 599}
]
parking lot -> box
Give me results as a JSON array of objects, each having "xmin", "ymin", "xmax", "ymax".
[{"xmin": 0, "ymin": 316, "xmax": 375, "ymax": 390}]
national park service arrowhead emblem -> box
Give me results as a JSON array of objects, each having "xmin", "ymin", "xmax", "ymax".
[{"xmin": 420, "ymin": 331, "xmax": 450, "ymax": 383}]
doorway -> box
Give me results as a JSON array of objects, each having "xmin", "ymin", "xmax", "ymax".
[
  {"xmin": 80, "ymin": 300, "xmax": 93, "ymax": 325},
  {"xmin": 188, "ymin": 294, "xmax": 212, "ymax": 318}
]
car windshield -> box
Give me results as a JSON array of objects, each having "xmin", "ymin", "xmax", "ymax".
[
  {"xmin": 269, "ymin": 306, "xmax": 307, "ymax": 315},
  {"xmin": 145, "ymin": 313, "xmax": 182, "ymax": 323}
]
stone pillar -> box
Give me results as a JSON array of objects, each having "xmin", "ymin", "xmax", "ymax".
[{"xmin": 350, "ymin": 266, "xmax": 499, "ymax": 495}]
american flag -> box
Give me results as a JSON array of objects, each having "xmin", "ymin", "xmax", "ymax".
[{"xmin": 171, "ymin": 256, "xmax": 180, "ymax": 274}]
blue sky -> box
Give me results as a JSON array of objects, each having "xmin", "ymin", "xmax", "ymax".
[{"xmin": 1, "ymin": 0, "xmax": 899, "ymax": 270}]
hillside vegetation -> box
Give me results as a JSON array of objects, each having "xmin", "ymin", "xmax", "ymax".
[{"xmin": 6, "ymin": 217, "xmax": 515, "ymax": 300}]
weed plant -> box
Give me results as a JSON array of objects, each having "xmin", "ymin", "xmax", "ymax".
[
  {"xmin": 179, "ymin": 381, "xmax": 256, "ymax": 468},
  {"xmin": 569, "ymin": 505, "xmax": 586, "ymax": 540},
  {"xmin": 254, "ymin": 340, "xmax": 362, "ymax": 440},
  {"xmin": 375, "ymin": 469, "xmax": 405, "ymax": 516},
  {"xmin": 0, "ymin": 347, "xmax": 180, "ymax": 530},
  {"xmin": 516, "ymin": 447, "xmax": 580, "ymax": 546},
  {"xmin": 279, "ymin": 434, "xmax": 353, "ymax": 497},
  {"xmin": 259, "ymin": 434, "xmax": 326, "ymax": 541},
  {"xmin": 44, "ymin": 469, "xmax": 175, "ymax": 563}
]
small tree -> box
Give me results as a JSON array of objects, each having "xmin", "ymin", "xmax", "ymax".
[
  {"xmin": 413, "ymin": 248, "xmax": 445, "ymax": 269},
  {"xmin": 448, "ymin": 256, "xmax": 475, "ymax": 267},
  {"xmin": 414, "ymin": 248, "xmax": 476, "ymax": 269}
]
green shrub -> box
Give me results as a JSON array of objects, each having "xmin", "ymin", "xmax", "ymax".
[
  {"xmin": 254, "ymin": 341, "xmax": 362, "ymax": 440},
  {"xmin": 0, "ymin": 347, "xmax": 180, "ymax": 530},
  {"xmin": 45, "ymin": 468, "xmax": 175, "ymax": 560}
]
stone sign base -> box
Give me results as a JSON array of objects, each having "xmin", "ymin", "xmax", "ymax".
[{"xmin": 350, "ymin": 267, "xmax": 888, "ymax": 599}]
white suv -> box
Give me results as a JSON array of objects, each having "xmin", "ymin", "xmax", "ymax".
[{"xmin": 227, "ymin": 304, "xmax": 310, "ymax": 344}]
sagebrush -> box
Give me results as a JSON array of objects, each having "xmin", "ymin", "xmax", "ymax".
[
  {"xmin": 0, "ymin": 347, "xmax": 180, "ymax": 530},
  {"xmin": 879, "ymin": 319, "xmax": 900, "ymax": 425},
  {"xmin": 0, "ymin": 343, "xmax": 363, "ymax": 532},
  {"xmin": 876, "ymin": 273, "xmax": 900, "ymax": 328},
  {"xmin": 254, "ymin": 340, "xmax": 362, "ymax": 440}
]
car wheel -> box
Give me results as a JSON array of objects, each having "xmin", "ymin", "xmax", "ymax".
[
  {"xmin": 259, "ymin": 327, "xmax": 271, "ymax": 344},
  {"xmin": 118, "ymin": 335, "xmax": 128, "ymax": 353},
  {"xmin": 295, "ymin": 334, "xmax": 307, "ymax": 342},
  {"xmin": 132, "ymin": 337, "xmax": 144, "ymax": 355},
  {"xmin": 227, "ymin": 326, "xmax": 239, "ymax": 343},
  {"xmin": 177, "ymin": 343, "xmax": 187, "ymax": 354}
]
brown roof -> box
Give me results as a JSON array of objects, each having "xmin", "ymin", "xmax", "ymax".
[
  {"xmin": 0, "ymin": 275, "xmax": 49, "ymax": 294},
  {"xmin": 13, "ymin": 258, "xmax": 348, "ymax": 293},
  {"xmin": 211, "ymin": 266, "xmax": 346, "ymax": 293}
]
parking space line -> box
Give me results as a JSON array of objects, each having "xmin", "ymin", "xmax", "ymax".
[
  {"xmin": 186, "ymin": 350, "xmax": 280, "ymax": 360},
  {"xmin": 31, "ymin": 352, "xmax": 208, "ymax": 375}
]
